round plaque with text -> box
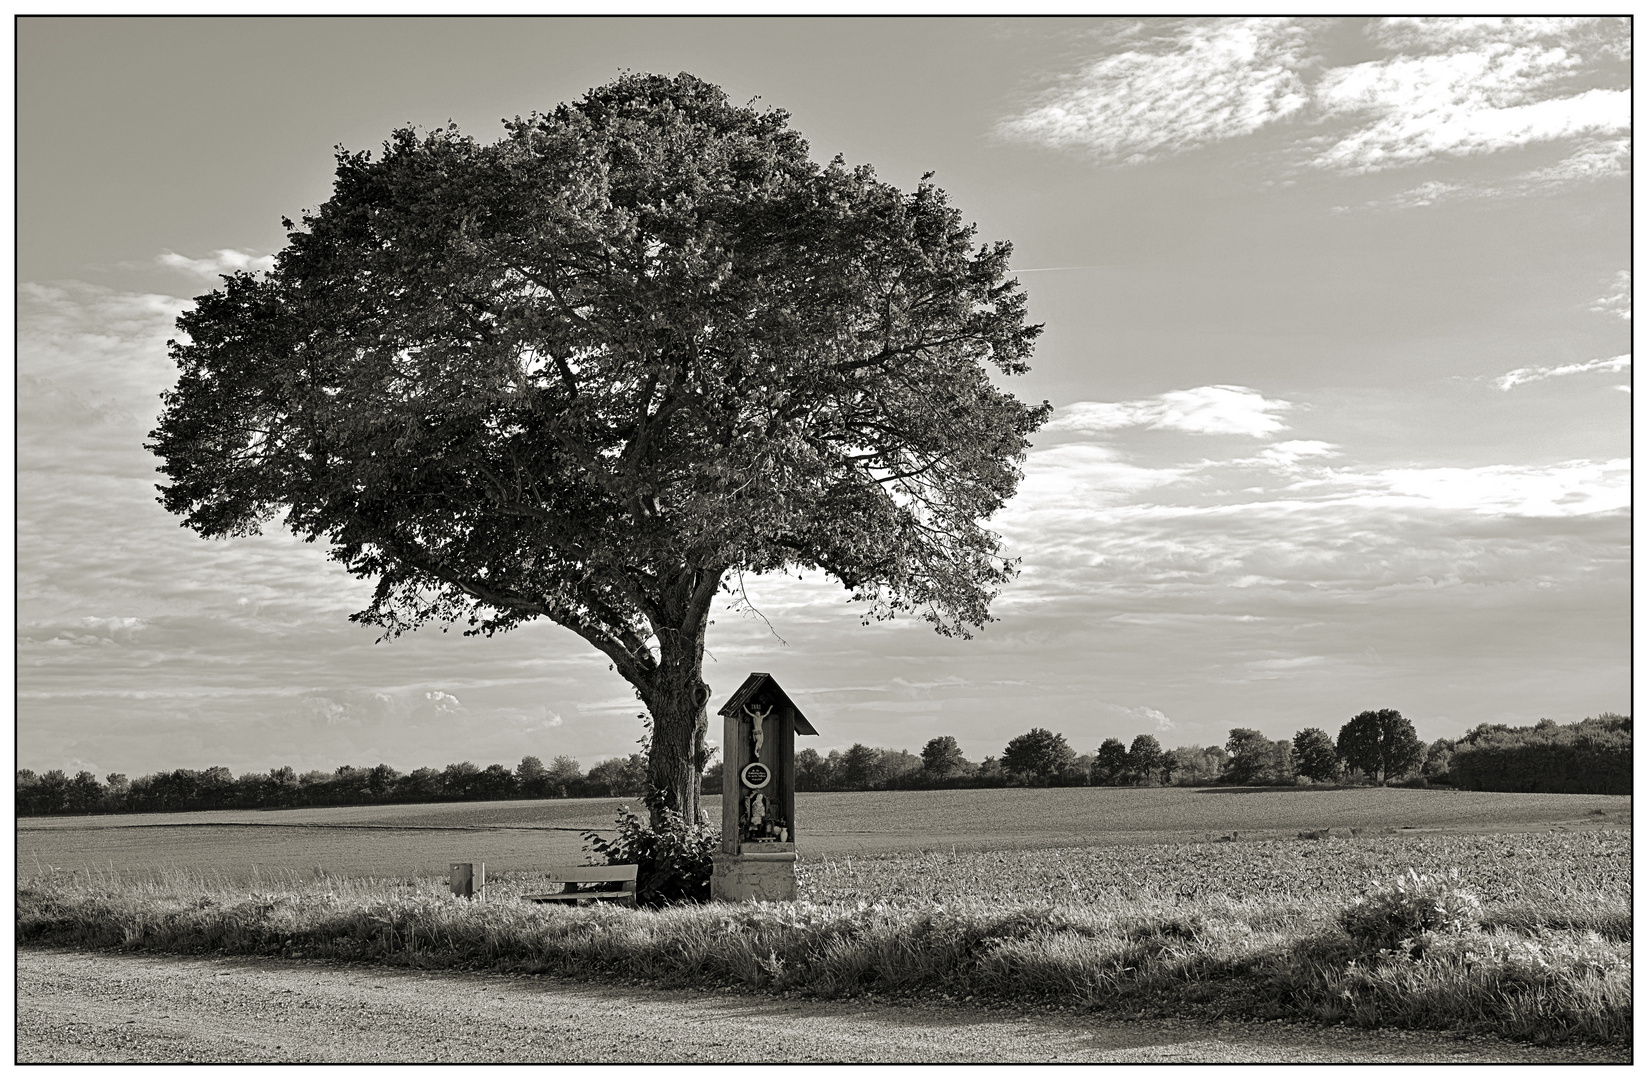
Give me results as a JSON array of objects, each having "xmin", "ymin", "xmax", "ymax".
[{"xmin": 740, "ymin": 762, "xmax": 771, "ymax": 789}]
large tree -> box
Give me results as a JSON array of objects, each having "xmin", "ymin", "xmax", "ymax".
[
  {"xmin": 1223, "ymin": 728, "xmax": 1294, "ymax": 785},
  {"xmin": 1291, "ymin": 727, "xmax": 1342, "ymax": 783},
  {"xmin": 1093, "ymin": 737, "xmax": 1130, "ymax": 785},
  {"xmin": 1337, "ymin": 709, "xmax": 1425, "ymax": 785},
  {"xmin": 920, "ymin": 735, "xmax": 969, "ymax": 778},
  {"xmin": 1001, "ymin": 727, "xmax": 1076, "ymax": 783},
  {"xmin": 148, "ymin": 73, "xmax": 1048, "ymax": 827},
  {"xmin": 1126, "ymin": 733, "xmax": 1165, "ymax": 785}
]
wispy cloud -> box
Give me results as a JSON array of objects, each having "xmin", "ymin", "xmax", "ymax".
[
  {"xmin": 1312, "ymin": 36, "xmax": 1627, "ymax": 173},
  {"xmin": 1124, "ymin": 705, "xmax": 1176, "ymax": 732},
  {"xmin": 1350, "ymin": 459, "xmax": 1629, "ymax": 517},
  {"xmin": 1004, "ymin": 16, "xmax": 1628, "ymax": 195},
  {"xmin": 1368, "ymin": 16, "xmax": 1614, "ymax": 52},
  {"xmin": 1364, "ymin": 134, "xmax": 1629, "ymax": 208},
  {"xmin": 1002, "ymin": 18, "xmax": 1314, "ymax": 164},
  {"xmin": 1044, "ymin": 386, "xmax": 1292, "ymax": 438},
  {"xmin": 157, "ymin": 248, "xmax": 275, "ymax": 280},
  {"xmin": 1590, "ymin": 270, "xmax": 1630, "ymax": 321},
  {"xmin": 1256, "ymin": 440, "xmax": 1340, "ymax": 468},
  {"xmin": 1494, "ymin": 354, "xmax": 1630, "ymax": 390}
]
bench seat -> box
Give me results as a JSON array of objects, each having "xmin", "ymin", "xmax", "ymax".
[{"xmin": 523, "ymin": 864, "xmax": 638, "ymax": 907}]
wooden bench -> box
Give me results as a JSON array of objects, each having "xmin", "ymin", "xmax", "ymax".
[{"xmin": 523, "ymin": 864, "xmax": 639, "ymax": 907}]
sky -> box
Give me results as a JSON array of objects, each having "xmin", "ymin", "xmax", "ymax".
[{"xmin": 15, "ymin": 16, "xmax": 1632, "ymax": 780}]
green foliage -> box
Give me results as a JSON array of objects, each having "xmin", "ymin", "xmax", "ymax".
[
  {"xmin": 1093, "ymin": 738, "xmax": 1129, "ymax": 784},
  {"xmin": 921, "ymin": 735, "xmax": 971, "ymax": 778},
  {"xmin": 1291, "ymin": 728, "xmax": 1342, "ymax": 783},
  {"xmin": 1001, "ymin": 728, "xmax": 1076, "ymax": 783},
  {"xmin": 582, "ymin": 803, "xmax": 720, "ymax": 906},
  {"xmin": 584, "ymin": 752, "xmax": 648, "ymax": 797},
  {"xmin": 1338, "ymin": 868, "xmax": 1484, "ymax": 957},
  {"xmin": 1337, "ymin": 709, "xmax": 1425, "ymax": 785},
  {"xmin": 793, "ymin": 748, "xmax": 829, "ymax": 791},
  {"xmin": 1448, "ymin": 714, "xmax": 1630, "ymax": 795},
  {"xmin": 1222, "ymin": 729, "xmax": 1295, "ymax": 785},
  {"xmin": 1165, "ymin": 744, "xmax": 1226, "ymax": 786},
  {"xmin": 700, "ymin": 759, "xmax": 726, "ymax": 796},
  {"xmin": 146, "ymin": 71, "xmax": 1049, "ymax": 824},
  {"xmin": 1421, "ymin": 738, "xmax": 1455, "ymax": 783},
  {"xmin": 1126, "ymin": 734, "xmax": 1165, "ymax": 785}
]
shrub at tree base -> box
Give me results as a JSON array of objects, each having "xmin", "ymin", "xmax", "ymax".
[{"xmin": 582, "ymin": 804, "xmax": 720, "ymax": 906}]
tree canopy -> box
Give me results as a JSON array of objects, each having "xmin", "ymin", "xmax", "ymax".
[
  {"xmin": 1223, "ymin": 728, "xmax": 1293, "ymax": 785},
  {"xmin": 1001, "ymin": 727, "xmax": 1076, "ymax": 782},
  {"xmin": 1094, "ymin": 737, "xmax": 1130, "ymax": 783},
  {"xmin": 147, "ymin": 73, "xmax": 1049, "ymax": 824},
  {"xmin": 921, "ymin": 735, "xmax": 969, "ymax": 776},
  {"xmin": 1291, "ymin": 727, "xmax": 1341, "ymax": 783},
  {"xmin": 1126, "ymin": 733, "xmax": 1165, "ymax": 784},
  {"xmin": 1337, "ymin": 709, "xmax": 1424, "ymax": 785}
]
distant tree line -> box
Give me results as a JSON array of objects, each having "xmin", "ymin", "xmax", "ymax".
[
  {"xmin": 704, "ymin": 710, "xmax": 1629, "ymax": 795},
  {"xmin": 16, "ymin": 711, "xmax": 1628, "ymax": 817},
  {"xmin": 14, "ymin": 752, "xmax": 650, "ymax": 817},
  {"xmin": 1445, "ymin": 713, "xmax": 1630, "ymax": 795}
]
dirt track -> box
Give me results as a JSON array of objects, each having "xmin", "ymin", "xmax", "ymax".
[{"xmin": 17, "ymin": 948, "xmax": 1626, "ymax": 1064}]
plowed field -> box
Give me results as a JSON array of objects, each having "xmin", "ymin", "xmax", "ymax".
[{"xmin": 18, "ymin": 787, "xmax": 1627, "ymax": 883}]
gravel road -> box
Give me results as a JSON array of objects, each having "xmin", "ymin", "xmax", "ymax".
[{"xmin": 17, "ymin": 948, "xmax": 1626, "ymax": 1064}]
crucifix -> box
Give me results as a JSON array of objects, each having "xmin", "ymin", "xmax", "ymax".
[{"xmin": 744, "ymin": 701, "xmax": 772, "ymax": 761}]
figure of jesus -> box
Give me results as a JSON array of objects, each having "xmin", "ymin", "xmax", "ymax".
[{"xmin": 744, "ymin": 702, "xmax": 771, "ymax": 761}]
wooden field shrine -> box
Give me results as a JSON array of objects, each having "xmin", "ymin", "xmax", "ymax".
[{"xmin": 712, "ymin": 672, "xmax": 817, "ymax": 902}]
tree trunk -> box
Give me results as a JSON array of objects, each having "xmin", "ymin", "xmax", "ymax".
[{"xmin": 639, "ymin": 605, "xmax": 714, "ymax": 830}]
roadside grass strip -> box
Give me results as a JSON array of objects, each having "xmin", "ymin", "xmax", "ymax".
[{"xmin": 18, "ymin": 843, "xmax": 1630, "ymax": 1048}]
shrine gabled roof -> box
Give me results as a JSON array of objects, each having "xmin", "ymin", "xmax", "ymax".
[{"xmin": 717, "ymin": 672, "xmax": 817, "ymax": 736}]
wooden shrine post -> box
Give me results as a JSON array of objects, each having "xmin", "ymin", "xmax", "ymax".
[{"xmin": 710, "ymin": 672, "xmax": 817, "ymax": 902}]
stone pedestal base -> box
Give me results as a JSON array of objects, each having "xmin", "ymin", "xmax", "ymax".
[{"xmin": 711, "ymin": 849, "xmax": 797, "ymax": 902}]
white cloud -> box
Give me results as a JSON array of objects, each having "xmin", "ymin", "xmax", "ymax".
[
  {"xmin": 1126, "ymin": 705, "xmax": 1176, "ymax": 732},
  {"xmin": 1359, "ymin": 459, "xmax": 1629, "ymax": 517},
  {"xmin": 1369, "ymin": 17, "xmax": 1607, "ymax": 52},
  {"xmin": 1371, "ymin": 134, "xmax": 1630, "ymax": 207},
  {"xmin": 1001, "ymin": 18, "xmax": 1313, "ymax": 163},
  {"xmin": 1377, "ymin": 179, "xmax": 1468, "ymax": 208},
  {"xmin": 1258, "ymin": 440, "xmax": 1339, "ymax": 468},
  {"xmin": 1590, "ymin": 270, "xmax": 1630, "ymax": 321},
  {"xmin": 1316, "ymin": 17, "xmax": 1629, "ymax": 173},
  {"xmin": 1313, "ymin": 61, "xmax": 1627, "ymax": 173},
  {"xmin": 1494, "ymin": 353, "xmax": 1630, "ymax": 390},
  {"xmin": 1046, "ymin": 385, "xmax": 1292, "ymax": 438},
  {"xmin": 1519, "ymin": 136, "xmax": 1631, "ymax": 186},
  {"xmin": 157, "ymin": 248, "xmax": 275, "ymax": 280},
  {"xmin": 302, "ymin": 696, "xmax": 351, "ymax": 727},
  {"xmin": 1245, "ymin": 655, "xmax": 1329, "ymax": 679},
  {"xmin": 1005, "ymin": 16, "xmax": 1628, "ymax": 193}
]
